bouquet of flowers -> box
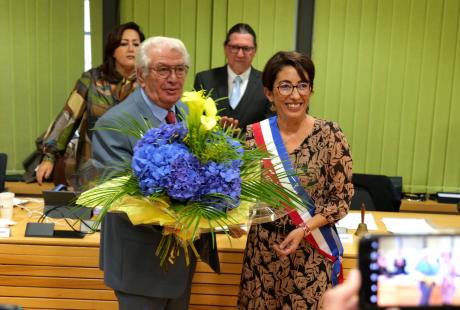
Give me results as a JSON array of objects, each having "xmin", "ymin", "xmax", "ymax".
[{"xmin": 77, "ymin": 90, "xmax": 307, "ymax": 267}]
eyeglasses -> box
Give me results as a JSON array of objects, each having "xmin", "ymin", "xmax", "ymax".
[
  {"xmin": 276, "ymin": 81, "xmax": 311, "ymax": 96},
  {"xmin": 226, "ymin": 44, "xmax": 255, "ymax": 54},
  {"xmin": 148, "ymin": 64, "xmax": 189, "ymax": 78}
]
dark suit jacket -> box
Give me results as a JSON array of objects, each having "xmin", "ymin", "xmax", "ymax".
[
  {"xmin": 92, "ymin": 88, "xmax": 195, "ymax": 298},
  {"xmin": 194, "ymin": 65, "xmax": 273, "ymax": 131}
]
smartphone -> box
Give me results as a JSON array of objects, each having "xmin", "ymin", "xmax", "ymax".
[{"xmin": 359, "ymin": 234, "xmax": 460, "ymax": 309}]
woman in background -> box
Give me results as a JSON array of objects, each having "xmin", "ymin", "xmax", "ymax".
[
  {"xmin": 35, "ymin": 22, "xmax": 145, "ymax": 185},
  {"xmin": 238, "ymin": 51, "xmax": 354, "ymax": 309}
]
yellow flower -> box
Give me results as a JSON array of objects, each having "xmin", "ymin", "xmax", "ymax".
[
  {"xmin": 200, "ymin": 96, "xmax": 219, "ymax": 130},
  {"xmin": 182, "ymin": 90, "xmax": 205, "ymax": 105},
  {"xmin": 204, "ymin": 97, "xmax": 217, "ymax": 117},
  {"xmin": 182, "ymin": 90, "xmax": 219, "ymax": 132},
  {"xmin": 200, "ymin": 115, "xmax": 217, "ymax": 131},
  {"xmin": 182, "ymin": 91, "xmax": 205, "ymax": 126}
]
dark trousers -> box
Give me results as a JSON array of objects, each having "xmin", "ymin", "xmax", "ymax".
[
  {"xmin": 115, "ymin": 290, "xmax": 190, "ymax": 310},
  {"xmin": 114, "ymin": 263, "xmax": 194, "ymax": 310}
]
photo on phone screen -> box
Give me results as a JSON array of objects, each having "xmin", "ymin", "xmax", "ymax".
[{"xmin": 359, "ymin": 234, "xmax": 460, "ymax": 309}]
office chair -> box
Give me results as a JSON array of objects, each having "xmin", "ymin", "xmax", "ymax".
[
  {"xmin": 0, "ymin": 153, "xmax": 7, "ymax": 192},
  {"xmin": 388, "ymin": 176, "xmax": 403, "ymax": 201},
  {"xmin": 352, "ymin": 173, "xmax": 401, "ymax": 212},
  {"xmin": 350, "ymin": 186, "xmax": 376, "ymax": 211}
]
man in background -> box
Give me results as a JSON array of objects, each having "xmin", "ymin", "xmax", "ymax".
[{"xmin": 194, "ymin": 23, "xmax": 272, "ymax": 133}]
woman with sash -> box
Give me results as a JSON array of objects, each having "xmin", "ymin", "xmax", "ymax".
[{"xmin": 237, "ymin": 51, "xmax": 354, "ymax": 309}]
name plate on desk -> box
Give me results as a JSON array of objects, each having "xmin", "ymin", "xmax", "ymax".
[
  {"xmin": 0, "ymin": 227, "xmax": 11, "ymax": 238},
  {"xmin": 25, "ymin": 222, "xmax": 85, "ymax": 238},
  {"xmin": 25, "ymin": 222, "xmax": 54, "ymax": 237}
]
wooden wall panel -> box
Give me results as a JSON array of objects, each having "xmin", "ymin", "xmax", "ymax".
[
  {"xmin": 210, "ymin": 0, "xmax": 228, "ymax": 68},
  {"xmin": 1, "ymin": 0, "xmax": 295, "ymax": 173},
  {"xmin": 2, "ymin": 0, "xmax": 458, "ymax": 193},
  {"xmin": 0, "ymin": 0, "xmax": 84, "ymax": 174},
  {"xmin": 194, "ymin": 0, "xmax": 213, "ymax": 72},
  {"xmin": 120, "ymin": 0, "xmax": 297, "ymax": 90},
  {"xmin": 312, "ymin": 0, "xmax": 460, "ymax": 193},
  {"xmin": 90, "ymin": 0, "xmax": 103, "ymax": 67}
]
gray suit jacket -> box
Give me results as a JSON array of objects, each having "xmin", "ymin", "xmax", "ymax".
[
  {"xmin": 92, "ymin": 88, "xmax": 194, "ymax": 298},
  {"xmin": 194, "ymin": 65, "xmax": 273, "ymax": 131}
]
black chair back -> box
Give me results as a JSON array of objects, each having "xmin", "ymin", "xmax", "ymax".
[
  {"xmin": 388, "ymin": 176, "xmax": 403, "ymax": 201},
  {"xmin": 350, "ymin": 186, "xmax": 376, "ymax": 211},
  {"xmin": 352, "ymin": 173, "xmax": 401, "ymax": 212},
  {"xmin": 0, "ymin": 153, "xmax": 7, "ymax": 192}
]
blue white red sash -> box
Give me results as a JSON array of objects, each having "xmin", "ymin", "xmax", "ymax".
[{"xmin": 252, "ymin": 116, "xmax": 344, "ymax": 285}]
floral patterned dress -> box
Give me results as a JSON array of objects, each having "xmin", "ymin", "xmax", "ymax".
[{"xmin": 237, "ymin": 118, "xmax": 354, "ymax": 310}]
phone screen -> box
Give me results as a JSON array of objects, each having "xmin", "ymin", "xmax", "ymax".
[{"xmin": 359, "ymin": 234, "xmax": 460, "ymax": 309}]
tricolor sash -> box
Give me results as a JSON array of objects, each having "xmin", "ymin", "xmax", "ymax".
[{"xmin": 252, "ymin": 116, "xmax": 344, "ymax": 285}]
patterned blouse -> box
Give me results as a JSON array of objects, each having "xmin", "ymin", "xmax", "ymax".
[
  {"xmin": 238, "ymin": 118, "xmax": 354, "ymax": 310},
  {"xmin": 246, "ymin": 118, "xmax": 353, "ymax": 223},
  {"xmin": 41, "ymin": 67, "xmax": 137, "ymax": 168}
]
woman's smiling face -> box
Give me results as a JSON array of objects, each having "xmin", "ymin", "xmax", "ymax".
[{"xmin": 264, "ymin": 65, "xmax": 312, "ymax": 120}]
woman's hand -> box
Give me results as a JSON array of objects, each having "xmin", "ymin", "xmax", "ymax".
[
  {"xmin": 228, "ymin": 225, "xmax": 246, "ymax": 239},
  {"xmin": 273, "ymin": 227, "xmax": 305, "ymax": 256},
  {"xmin": 36, "ymin": 161, "xmax": 54, "ymax": 185}
]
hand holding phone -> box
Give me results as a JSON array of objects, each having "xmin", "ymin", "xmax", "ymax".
[
  {"xmin": 323, "ymin": 269, "xmax": 361, "ymax": 310},
  {"xmin": 359, "ymin": 233, "xmax": 460, "ymax": 309}
]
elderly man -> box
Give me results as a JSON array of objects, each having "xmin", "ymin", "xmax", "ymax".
[
  {"xmin": 194, "ymin": 23, "xmax": 272, "ymax": 132},
  {"xmin": 92, "ymin": 36, "xmax": 196, "ymax": 310}
]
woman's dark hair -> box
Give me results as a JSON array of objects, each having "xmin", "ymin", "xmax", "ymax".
[
  {"xmin": 262, "ymin": 51, "xmax": 315, "ymax": 91},
  {"xmin": 102, "ymin": 22, "xmax": 145, "ymax": 82},
  {"xmin": 224, "ymin": 23, "xmax": 257, "ymax": 48}
]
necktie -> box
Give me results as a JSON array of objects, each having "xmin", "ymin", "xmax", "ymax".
[
  {"xmin": 166, "ymin": 110, "xmax": 176, "ymax": 124},
  {"xmin": 230, "ymin": 76, "xmax": 242, "ymax": 109}
]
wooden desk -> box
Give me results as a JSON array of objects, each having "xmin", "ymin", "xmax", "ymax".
[
  {"xmin": 400, "ymin": 199, "xmax": 459, "ymax": 214},
  {"xmin": 1, "ymin": 203, "xmax": 460, "ymax": 310},
  {"xmin": 0, "ymin": 202, "xmax": 246, "ymax": 310},
  {"xmin": 0, "ymin": 203, "xmax": 113, "ymax": 309},
  {"xmin": 5, "ymin": 181, "xmax": 54, "ymax": 196}
]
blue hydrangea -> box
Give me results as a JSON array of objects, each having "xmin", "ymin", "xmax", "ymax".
[
  {"xmin": 199, "ymin": 161, "xmax": 242, "ymax": 209},
  {"xmin": 226, "ymin": 137, "xmax": 244, "ymax": 167},
  {"xmin": 131, "ymin": 123, "xmax": 243, "ymax": 210},
  {"xmin": 226, "ymin": 137, "xmax": 244, "ymax": 157},
  {"xmin": 132, "ymin": 142, "xmax": 189, "ymax": 196},
  {"xmin": 166, "ymin": 152, "xmax": 203, "ymax": 201},
  {"xmin": 134, "ymin": 123, "xmax": 187, "ymax": 150}
]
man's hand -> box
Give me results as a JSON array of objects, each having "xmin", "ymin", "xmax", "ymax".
[
  {"xmin": 322, "ymin": 269, "xmax": 361, "ymax": 310},
  {"xmin": 219, "ymin": 116, "xmax": 239, "ymax": 130},
  {"xmin": 36, "ymin": 161, "xmax": 54, "ymax": 185},
  {"xmin": 272, "ymin": 227, "xmax": 304, "ymax": 256}
]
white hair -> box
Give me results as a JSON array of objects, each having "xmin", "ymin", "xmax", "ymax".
[{"xmin": 136, "ymin": 36, "xmax": 190, "ymax": 74}]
